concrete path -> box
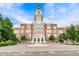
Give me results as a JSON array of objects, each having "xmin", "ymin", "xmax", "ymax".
[
  {"xmin": 0, "ymin": 43, "xmax": 79, "ymax": 55},
  {"xmin": 0, "ymin": 43, "xmax": 79, "ymax": 52}
]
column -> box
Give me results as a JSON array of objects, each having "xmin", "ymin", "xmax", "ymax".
[
  {"xmin": 40, "ymin": 38, "xmax": 41, "ymax": 44},
  {"xmin": 32, "ymin": 38, "xmax": 34, "ymax": 44},
  {"xmin": 43, "ymin": 38, "xmax": 46, "ymax": 43}
]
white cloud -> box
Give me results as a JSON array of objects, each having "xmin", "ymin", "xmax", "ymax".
[
  {"xmin": 13, "ymin": 15, "xmax": 32, "ymax": 23},
  {"xmin": 0, "ymin": 3, "xmax": 33, "ymax": 26},
  {"xmin": 0, "ymin": 3, "xmax": 21, "ymax": 9},
  {"xmin": 69, "ymin": 3, "xmax": 77, "ymax": 8},
  {"xmin": 58, "ymin": 7, "xmax": 67, "ymax": 14},
  {"xmin": 0, "ymin": 3, "xmax": 79, "ymax": 28},
  {"xmin": 44, "ymin": 3, "xmax": 79, "ymax": 28},
  {"xmin": 44, "ymin": 15, "xmax": 79, "ymax": 28},
  {"xmin": 44, "ymin": 3, "xmax": 55, "ymax": 16}
]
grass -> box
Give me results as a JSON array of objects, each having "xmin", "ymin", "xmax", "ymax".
[{"xmin": 0, "ymin": 41, "xmax": 17, "ymax": 47}]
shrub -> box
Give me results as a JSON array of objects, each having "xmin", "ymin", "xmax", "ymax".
[
  {"xmin": 49, "ymin": 35, "xmax": 56, "ymax": 42},
  {"xmin": 59, "ymin": 39, "xmax": 64, "ymax": 43},
  {"xmin": 0, "ymin": 41, "xmax": 17, "ymax": 47},
  {"xmin": 20, "ymin": 35, "xmax": 28, "ymax": 42}
]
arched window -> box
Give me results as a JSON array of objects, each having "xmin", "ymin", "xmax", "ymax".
[
  {"xmin": 34, "ymin": 38, "xmax": 36, "ymax": 42},
  {"xmin": 41, "ymin": 38, "xmax": 43, "ymax": 42}
]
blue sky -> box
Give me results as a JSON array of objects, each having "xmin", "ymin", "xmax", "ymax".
[{"xmin": 0, "ymin": 3, "xmax": 79, "ymax": 28}]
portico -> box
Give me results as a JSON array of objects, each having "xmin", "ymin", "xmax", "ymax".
[{"xmin": 32, "ymin": 36, "xmax": 46, "ymax": 44}]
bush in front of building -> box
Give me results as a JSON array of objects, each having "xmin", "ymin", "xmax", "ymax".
[
  {"xmin": 49, "ymin": 35, "xmax": 56, "ymax": 42},
  {"xmin": 59, "ymin": 39, "xmax": 64, "ymax": 43},
  {"xmin": 21, "ymin": 36, "xmax": 26, "ymax": 41},
  {"xmin": 58, "ymin": 33, "xmax": 66, "ymax": 43},
  {"xmin": 0, "ymin": 41, "xmax": 17, "ymax": 47},
  {"xmin": 20, "ymin": 35, "xmax": 29, "ymax": 43}
]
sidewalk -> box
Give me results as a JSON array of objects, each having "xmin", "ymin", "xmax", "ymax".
[{"xmin": 0, "ymin": 43, "xmax": 78, "ymax": 52}]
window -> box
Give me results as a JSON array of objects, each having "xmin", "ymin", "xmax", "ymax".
[
  {"xmin": 41, "ymin": 38, "xmax": 43, "ymax": 42},
  {"xmin": 26, "ymin": 30, "xmax": 31, "ymax": 33},
  {"xmin": 26, "ymin": 25, "xmax": 31, "ymax": 29},
  {"xmin": 38, "ymin": 38, "xmax": 40, "ymax": 42},
  {"xmin": 53, "ymin": 34, "xmax": 57, "ymax": 37},
  {"xmin": 53, "ymin": 30, "xmax": 57, "ymax": 33},
  {"xmin": 47, "ymin": 26, "xmax": 51, "ymax": 29},
  {"xmin": 53, "ymin": 26, "xmax": 56, "ymax": 29},
  {"xmin": 21, "ymin": 30, "xmax": 24, "ymax": 33},
  {"xmin": 34, "ymin": 38, "xmax": 36, "ymax": 42},
  {"xmin": 46, "ymin": 30, "xmax": 52, "ymax": 33},
  {"xmin": 21, "ymin": 26, "xmax": 25, "ymax": 29}
]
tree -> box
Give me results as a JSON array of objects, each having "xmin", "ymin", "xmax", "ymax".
[
  {"xmin": 75, "ymin": 29, "xmax": 79, "ymax": 42},
  {"xmin": 0, "ymin": 32, "xmax": 2, "ymax": 42},
  {"xmin": 58, "ymin": 33, "xmax": 65, "ymax": 43},
  {"xmin": 3, "ymin": 17, "xmax": 17, "ymax": 42},
  {"xmin": 0, "ymin": 15, "xmax": 17, "ymax": 42},
  {"xmin": 49, "ymin": 35, "xmax": 56, "ymax": 42},
  {"xmin": 0, "ymin": 15, "xmax": 3, "ymax": 42},
  {"xmin": 20, "ymin": 35, "xmax": 28, "ymax": 42},
  {"xmin": 66, "ymin": 25, "xmax": 77, "ymax": 44},
  {"xmin": 0, "ymin": 14, "xmax": 3, "ymax": 25},
  {"xmin": 59, "ymin": 33, "xmax": 67, "ymax": 40}
]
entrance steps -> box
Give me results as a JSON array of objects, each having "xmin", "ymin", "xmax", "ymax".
[{"xmin": 27, "ymin": 44, "xmax": 49, "ymax": 47}]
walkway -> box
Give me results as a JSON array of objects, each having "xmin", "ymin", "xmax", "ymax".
[{"xmin": 0, "ymin": 43, "xmax": 79, "ymax": 55}]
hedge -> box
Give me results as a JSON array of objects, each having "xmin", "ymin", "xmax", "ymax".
[
  {"xmin": 59, "ymin": 39, "xmax": 64, "ymax": 43},
  {"xmin": 0, "ymin": 42, "xmax": 17, "ymax": 47}
]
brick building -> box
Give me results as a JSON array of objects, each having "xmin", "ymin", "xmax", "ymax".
[{"xmin": 13, "ymin": 5, "xmax": 65, "ymax": 44}]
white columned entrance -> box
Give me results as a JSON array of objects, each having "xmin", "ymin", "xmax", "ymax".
[{"xmin": 32, "ymin": 37, "xmax": 46, "ymax": 44}]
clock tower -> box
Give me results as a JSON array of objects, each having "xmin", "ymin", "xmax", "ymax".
[
  {"xmin": 35, "ymin": 4, "xmax": 43, "ymax": 21},
  {"xmin": 32, "ymin": 4, "xmax": 46, "ymax": 44}
]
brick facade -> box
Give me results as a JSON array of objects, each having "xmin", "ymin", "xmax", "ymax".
[{"xmin": 13, "ymin": 5, "xmax": 65, "ymax": 40}]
